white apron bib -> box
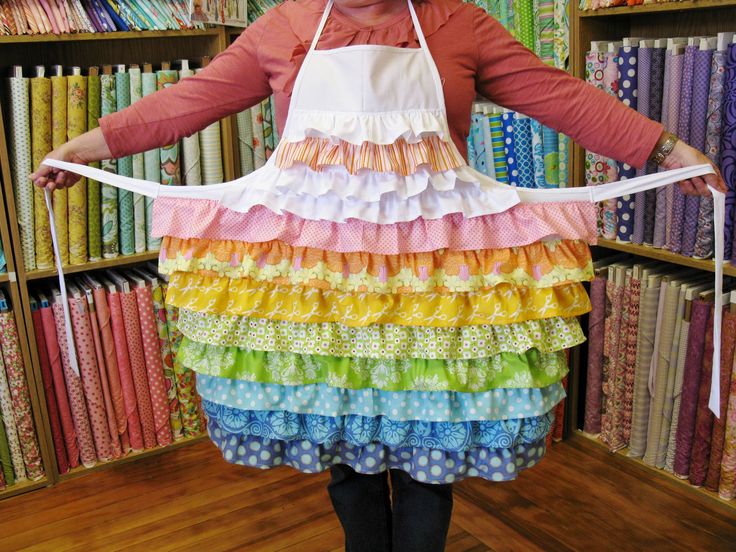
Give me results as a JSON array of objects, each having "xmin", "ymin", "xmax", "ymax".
[{"xmin": 43, "ymin": 0, "xmax": 725, "ymax": 418}]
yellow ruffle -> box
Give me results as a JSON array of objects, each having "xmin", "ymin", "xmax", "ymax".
[
  {"xmin": 275, "ymin": 136, "xmax": 465, "ymax": 175},
  {"xmin": 165, "ymin": 272, "xmax": 591, "ymax": 326},
  {"xmin": 158, "ymin": 237, "xmax": 594, "ymax": 293}
]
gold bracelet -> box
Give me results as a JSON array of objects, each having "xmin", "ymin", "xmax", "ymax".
[{"xmin": 650, "ymin": 132, "xmax": 678, "ymax": 165}]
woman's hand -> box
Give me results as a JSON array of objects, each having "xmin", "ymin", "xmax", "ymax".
[
  {"xmin": 30, "ymin": 127, "xmax": 112, "ymax": 191},
  {"xmin": 660, "ymin": 140, "xmax": 727, "ymax": 196}
]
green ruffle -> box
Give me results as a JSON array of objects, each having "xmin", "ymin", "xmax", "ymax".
[{"xmin": 179, "ymin": 338, "xmax": 569, "ymax": 393}]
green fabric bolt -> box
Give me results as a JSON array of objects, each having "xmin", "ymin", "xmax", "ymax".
[
  {"xmin": 141, "ymin": 71, "xmax": 161, "ymax": 251},
  {"xmin": 115, "ymin": 70, "xmax": 135, "ymax": 255},
  {"xmin": 87, "ymin": 72, "xmax": 102, "ymax": 261},
  {"xmin": 100, "ymin": 73, "xmax": 119, "ymax": 258},
  {"xmin": 156, "ymin": 70, "xmax": 181, "ymax": 185},
  {"xmin": 128, "ymin": 66, "xmax": 147, "ymax": 253},
  {"xmin": 514, "ymin": 0, "xmax": 536, "ymax": 52},
  {"xmin": 0, "ymin": 407, "xmax": 15, "ymax": 485}
]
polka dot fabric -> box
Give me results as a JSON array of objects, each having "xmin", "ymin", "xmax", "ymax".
[
  {"xmin": 207, "ymin": 415, "xmax": 547, "ymax": 484},
  {"xmin": 134, "ymin": 284, "xmax": 173, "ymax": 447},
  {"xmin": 119, "ymin": 291, "xmax": 157, "ymax": 450}
]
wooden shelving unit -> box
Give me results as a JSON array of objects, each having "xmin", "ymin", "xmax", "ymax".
[
  {"xmin": 570, "ymin": 0, "xmax": 736, "ymax": 509},
  {"xmin": 0, "ymin": 27, "xmax": 241, "ymax": 499}
]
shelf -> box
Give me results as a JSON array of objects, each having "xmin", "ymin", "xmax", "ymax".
[
  {"xmin": 0, "ymin": 29, "xmax": 220, "ymax": 44},
  {"xmin": 595, "ymin": 238, "xmax": 736, "ymax": 277},
  {"xmin": 0, "ymin": 477, "xmax": 49, "ymax": 501},
  {"xmin": 579, "ymin": 0, "xmax": 736, "ymax": 17},
  {"xmin": 0, "ymin": 273, "xmax": 9, "ymax": 283},
  {"xmin": 25, "ymin": 251, "xmax": 159, "ymax": 281},
  {"xmin": 59, "ymin": 433, "xmax": 207, "ymax": 482},
  {"xmin": 571, "ymin": 431, "xmax": 736, "ymax": 512}
]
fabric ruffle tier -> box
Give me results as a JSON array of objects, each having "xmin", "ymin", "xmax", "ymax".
[{"xmin": 156, "ymin": 106, "xmax": 592, "ymax": 484}]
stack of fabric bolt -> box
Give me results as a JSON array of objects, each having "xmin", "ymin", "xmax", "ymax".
[
  {"xmin": 584, "ymin": 32, "xmax": 736, "ymax": 266},
  {"xmin": 5, "ymin": 60, "xmax": 225, "ymax": 273},
  {"xmin": 235, "ymin": 96, "xmax": 279, "ymax": 176},
  {"xmin": 0, "ymin": 291, "xmax": 45, "ymax": 490},
  {"xmin": 0, "ymin": 0, "xmax": 202, "ymax": 35},
  {"xmin": 584, "ymin": 258, "xmax": 736, "ymax": 500},
  {"xmin": 29, "ymin": 265, "xmax": 204, "ymax": 474}
]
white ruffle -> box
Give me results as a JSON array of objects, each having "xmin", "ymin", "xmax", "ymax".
[
  {"xmin": 207, "ymin": 176, "xmax": 521, "ymax": 223},
  {"xmin": 281, "ymin": 109, "xmax": 451, "ymax": 145},
  {"xmin": 243, "ymin": 163, "xmax": 493, "ymax": 202}
]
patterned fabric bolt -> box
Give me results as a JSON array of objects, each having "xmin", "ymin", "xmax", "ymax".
[
  {"xmin": 584, "ymin": 276, "xmax": 606, "ymax": 434},
  {"xmin": 501, "ymin": 112, "xmax": 518, "ymax": 186},
  {"xmin": 615, "ymin": 43, "xmax": 638, "ymax": 242},
  {"xmin": 115, "ymin": 70, "xmax": 135, "ymax": 256},
  {"xmin": 30, "ymin": 77, "xmax": 54, "ymax": 269},
  {"xmin": 632, "ymin": 45, "xmax": 652, "ymax": 245},
  {"xmin": 724, "ymin": 45, "xmax": 736, "ymax": 262},
  {"xmin": 644, "ymin": 47, "xmax": 666, "ymax": 245}
]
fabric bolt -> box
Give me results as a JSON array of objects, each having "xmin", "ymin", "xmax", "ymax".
[
  {"xmin": 529, "ymin": 118, "xmax": 546, "ymax": 189},
  {"xmin": 52, "ymin": 300, "xmax": 97, "ymax": 468},
  {"xmin": 236, "ymin": 108, "xmax": 255, "ymax": 175},
  {"xmin": 0, "ymin": 327, "xmax": 26, "ymax": 481},
  {"xmin": 156, "ymin": 70, "xmax": 181, "ymax": 185},
  {"xmin": 470, "ymin": 112, "xmax": 487, "ymax": 176},
  {"xmin": 67, "ymin": 74, "xmax": 88, "ymax": 265},
  {"xmin": 689, "ymin": 307, "xmax": 716, "ymax": 486},
  {"xmin": 84, "ymin": 292, "xmax": 122, "ymax": 458},
  {"xmin": 165, "ymin": 304, "xmax": 202, "ymax": 436},
  {"xmin": 115, "ymin": 70, "xmax": 135, "ymax": 256},
  {"xmin": 0, "ymin": 312, "xmax": 44, "ymax": 479},
  {"xmin": 8, "ymin": 75, "xmax": 35, "ymax": 270},
  {"xmin": 100, "ymin": 73, "xmax": 119, "ymax": 258},
  {"xmin": 119, "ymin": 290, "xmax": 157, "ymax": 449},
  {"xmin": 615, "ymin": 44, "xmax": 638, "ymax": 242},
  {"xmin": 600, "ymin": 272, "xmax": 624, "ymax": 450},
  {"xmin": 725, "ymin": 44, "xmax": 736, "ymax": 263},
  {"xmin": 31, "ymin": 307, "xmax": 69, "ymax": 473},
  {"xmin": 488, "ymin": 112, "xmax": 508, "ymax": 183},
  {"xmin": 656, "ymin": 285, "xmax": 686, "ymax": 469},
  {"xmin": 149, "ymin": 282, "xmax": 183, "ymax": 440},
  {"xmin": 643, "ymin": 282, "xmax": 679, "ymax": 466},
  {"xmin": 541, "ymin": 124, "xmax": 558, "ymax": 187},
  {"xmin": 128, "ymin": 66, "xmax": 148, "ymax": 252},
  {"xmin": 106, "ymin": 289, "xmax": 144, "ymax": 451},
  {"xmin": 612, "ymin": 271, "xmax": 632, "ymax": 449},
  {"xmin": 513, "ymin": 0, "xmax": 535, "ymax": 51},
  {"xmin": 632, "ymin": 45, "xmax": 652, "ymax": 245},
  {"xmin": 664, "ymin": 51, "xmax": 685, "ymax": 253},
  {"xmin": 178, "ymin": 67, "xmax": 203, "ymax": 186},
  {"xmin": 199, "ymin": 119, "xmax": 224, "ymax": 184},
  {"xmin": 628, "ymin": 277, "xmax": 660, "ymax": 458},
  {"xmin": 622, "ymin": 276, "xmax": 641, "ymax": 444},
  {"xmin": 40, "ymin": 304, "xmax": 79, "ymax": 468},
  {"xmin": 704, "ymin": 311, "xmax": 736, "ymax": 491},
  {"xmin": 513, "ymin": 115, "xmax": 534, "ymax": 188},
  {"xmin": 68, "ymin": 295, "xmax": 113, "ymax": 461},
  {"xmin": 262, "ymin": 97, "xmax": 274, "ymax": 160},
  {"xmin": 50, "ymin": 75, "xmax": 69, "ymax": 265},
  {"xmin": 87, "ymin": 72, "xmax": 103, "ymax": 262},
  {"xmin": 92, "ymin": 286, "xmax": 130, "ymax": 453},
  {"xmin": 30, "ymin": 77, "xmax": 54, "ymax": 269},
  {"xmin": 719, "ymin": 326, "xmax": 736, "ymax": 499},
  {"xmin": 664, "ymin": 316, "xmax": 691, "ymax": 473},
  {"xmin": 0, "ymin": 401, "xmax": 14, "ymax": 485},
  {"xmin": 644, "ymin": 47, "xmax": 666, "ymax": 246},
  {"xmin": 584, "ymin": 275, "xmax": 605, "ymax": 434},
  {"xmin": 695, "ymin": 50, "xmax": 727, "ymax": 259},
  {"xmin": 251, "ymin": 104, "xmax": 266, "ymax": 169},
  {"xmin": 673, "ymin": 300, "xmax": 710, "ymax": 478},
  {"xmin": 142, "ymin": 70, "xmax": 161, "ymax": 251},
  {"xmin": 134, "ymin": 283, "xmax": 173, "ymax": 447},
  {"xmin": 599, "ymin": 50, "xmax": 620, "ymax": 238}
]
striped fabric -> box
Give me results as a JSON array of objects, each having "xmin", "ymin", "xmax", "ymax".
[{"xmin": 275, "ymin": 136, "xmax": 465, "ymax": 176}]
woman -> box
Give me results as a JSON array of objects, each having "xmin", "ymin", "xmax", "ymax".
[{"xmin": 33, "ymin": 1, "xmax": 724, "ymax": 551}]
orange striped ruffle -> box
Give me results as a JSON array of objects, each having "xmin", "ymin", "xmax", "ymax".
[{"xmin": 275, "ymin": 136, "xmax": 466, "ymax": 176}]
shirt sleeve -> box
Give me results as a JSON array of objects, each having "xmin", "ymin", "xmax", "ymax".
[
  {"xmin": 472, "ymin": 8, "xmax": 662, "ymax": 170},
  {"xmin": 99, "ymin": 14, "xmax": 273, "ymax": 159}
]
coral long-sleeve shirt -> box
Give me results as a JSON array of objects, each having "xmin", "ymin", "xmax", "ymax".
[{"xmin": 99, "ymin": 0, "xmax": 662, "ymax": 169}]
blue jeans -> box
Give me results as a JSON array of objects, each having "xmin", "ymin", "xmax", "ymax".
[{"xmin": 328, "ymin": 465, "xmax": 453, "ymax": 552}]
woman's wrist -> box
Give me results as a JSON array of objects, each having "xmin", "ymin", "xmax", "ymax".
[{"xmin": 649, "ymin": 131, "xmax": 679, "ymax": 166}]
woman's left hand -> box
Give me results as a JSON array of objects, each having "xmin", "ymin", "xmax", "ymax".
[{"xmin": 660, "ymin": 141, "xmax": 727, "ymax": 196}]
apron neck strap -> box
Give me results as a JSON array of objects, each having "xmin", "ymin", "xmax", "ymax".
[{"xmin": 310, "ymin": 0, "xmax": 429, "ymax": 53}]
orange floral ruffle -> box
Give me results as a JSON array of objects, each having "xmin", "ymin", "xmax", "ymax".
[{"xmin": 275, "ymin": 136, "xmax": 465, "ymax": 175}]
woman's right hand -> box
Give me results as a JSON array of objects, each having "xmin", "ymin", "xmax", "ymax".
[{"xmin": 30, "ymin": 127, "xmax": 112, "ymax": 191}]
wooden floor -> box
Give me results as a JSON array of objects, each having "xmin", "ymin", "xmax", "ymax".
[{"xmin": 2, "ymin": 436, "xmax": 736, "ymax": 552}]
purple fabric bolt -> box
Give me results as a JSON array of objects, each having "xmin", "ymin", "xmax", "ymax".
[
  {"xmin": 673, "ymin": 300, "xmax": 710, "ymax": 478},
  {"xmin": 681, "ymin": 46, "xmax": 715, "ymax": 257},
  {"xmin": 615, "ymin": 44, "xmax": 639, "ymax": 242},
  {"xmin": 724, "ymin": 44, "xmax": 736, "ymax": 264},
  {"xmin": 584, "ymin": 276, "xmax": 607, "ymax": 434},
  {"xmin": 668, "ymin": 46, "xmax": 696, "ymax": 254},
  {"xmin": 632, "ymin": 45, "xmax": 653, "ymax": 245},
  {"xmin": 695, "ymin": 50, "xmax": 727, "ymax": 259},
  {"xmin": 644, "ymin": 47, "xmax": 666, "ymax": 246}
]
